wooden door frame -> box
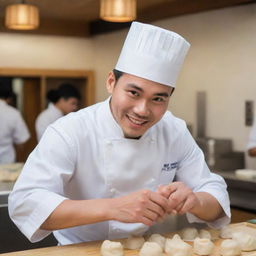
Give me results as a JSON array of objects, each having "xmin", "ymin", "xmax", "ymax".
[
  {"xmin": 0, "ymin": 67, "xmax": 95, "ymax": 162},
  {"xmin": 0, "ymin": 67, "xmax": 95, "ymax": 109}
]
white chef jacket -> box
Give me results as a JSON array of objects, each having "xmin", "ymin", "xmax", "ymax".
[
  {"xmin": 35, "ymin": 103, "xmax": 63, "ymax": 141},
  {"xmin": 9, "ymin": 98, "xmax": 231, "ymax": 245},
  {"xmin": 247, "ymin": 119, "xmax": 256, "ymax": 150},
  {"xmin": 0, "ymin": 99, "xmax": 30, "ymax": 164}
]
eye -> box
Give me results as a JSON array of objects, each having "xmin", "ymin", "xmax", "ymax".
[
  {"xmin": 153, "ymin": 97, "xmax": 165, "ymax": 102},
  {"xmin": 129, "ymin": 90, "xmax": 139, "ymax": 97}
]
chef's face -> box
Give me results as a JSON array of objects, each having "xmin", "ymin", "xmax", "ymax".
[
  {"xmin": 58, "ymin": 97, "xmax": 79, "ymax": 115},
  {"xmin": 106, "ymin": 71, "xmax": 173, "ymax": 139}
]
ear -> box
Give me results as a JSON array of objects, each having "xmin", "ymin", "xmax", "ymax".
[{"xmin": 106, "ymin": 71, "xmax": 116, "ymax": 94}]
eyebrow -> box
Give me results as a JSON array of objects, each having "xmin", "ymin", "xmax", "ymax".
[{"xmin": 126, "ymin": 83, "xmax": 170, "ymax": 97}]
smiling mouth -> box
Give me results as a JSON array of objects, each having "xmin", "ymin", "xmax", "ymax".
[{"xmin": 127, "ymin": 115, "xmax": 148, "ymax": 126}]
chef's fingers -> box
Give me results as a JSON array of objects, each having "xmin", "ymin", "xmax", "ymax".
[
  {"xmin": 134, "ymin": 206, "xmax": 161, "ymax": 226},
  {"xmin": 157, "ymin": 182, "xmax": 188, "ymax": 200},
  {"xmin": 148, "ymin": 191, "xmax": 169, "ymax": 214},
  {"xmin": 177, "ymin": 195, "xmax": 196, "ymax": 215},
  {"xmin": 140, "ymin": 215, "xmax": 155, "ymax": 226},
  {"xmin": 174, "ymin": 200, "xmax": 186, "ymax": 213},
  {"xmin": 157, "ymin": 184, "xmax": 175, "ymax": 198},
  {"xmin": 167, "ymin": 191, "xmax": 186, "ymax": 209},
  {"xmin": 168, "ymin": 184, "xmax": 193, "ymax": 209}
]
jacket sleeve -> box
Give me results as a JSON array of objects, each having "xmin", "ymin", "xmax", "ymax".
[
  {"xmin": 13, "ymin": 111, "xmax": 30, "ymax": 144},
  {"xmin": 175, "ymin": 126, "xmax": 231, "ymax": 229},
  {"xmin": 8, "ymin": 125, "xmax": 76, "ymax": 242}
]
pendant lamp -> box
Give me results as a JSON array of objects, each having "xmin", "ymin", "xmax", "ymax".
[
  {"xmin": 100, "ymin": 0, "xmax": 136, "ymax": 22},
  {"xmin": 5, "ymin": 2, "xmax": 39, "ymax": 30}
]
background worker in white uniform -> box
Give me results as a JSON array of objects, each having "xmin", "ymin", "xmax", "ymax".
[
  {"xmin": 0, "ymin": 83, "xmax": 30, "ymax": 164},
  {"xmin": 35, "ymin": 83, "xmax": 80, "ymax": 141},
  {"xmin": 9, "ymin": 22, "xmax": 231, "ymax": 245}
]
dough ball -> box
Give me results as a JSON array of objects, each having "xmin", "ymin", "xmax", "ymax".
[
  {"xmin": 165, "ymin": 234, "xmax": 193, "ymax": 256},
  {"xmin": 100, "ymin": 240, "xmax": 124, "ymax": 256},
  {"xmin": 181, "ymin": 227, "xmax": 199, "ymax": 240},
  {"xmin": 220, "ymin": 226, "xmax": 234, "ymax": 239},
  {"xmin": 199, "ymin": 229, "xmax": 212, "ymax": 240},
  {"xmin": 243, "ymin": 252, "xmax": 256, "ymax": 256},
  {"xmin": 123, "ymin": 235, "xmax": 145, "ymax": 250},
  {"xmin": 193, "ymin": 237, "xmax": 215, "ymax": 255},
  {"xmin": 232, "ymin": 232, "xmax": 256, "ymax": 251},
  {"xmin": 139, "ymin": 241, "xmax": 164, "ymax": 256},
  {"xmin": 148, "ymin": 234, "xmax": 166, "ymax": 250},
  {"xmin": 220, "ymin": 239, "xmax": 241, "ymax": 256},
  {"xmin": 208, "ymin": 229, "xmax": 220, "ymax": 240}
]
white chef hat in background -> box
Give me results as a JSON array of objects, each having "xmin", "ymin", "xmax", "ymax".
[{"xmin": 115, "ymin": 21, "xmax": 190, "ymax": 87}]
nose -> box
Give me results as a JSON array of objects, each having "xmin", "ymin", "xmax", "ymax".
[{"xmin": 133, "ymin": 100, "xmax": 150, "ymax": 118}]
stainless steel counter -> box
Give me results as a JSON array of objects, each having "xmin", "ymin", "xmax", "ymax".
[
  {"xmin": 0, "ymin": 181, "xmax": 15, "ymax": 205},
  {"xmin": 1, "ymin": 171, "xmax": 256, "ymax": 210},
  {"xmin": 215, "ymin": 170, "xmax": 256, "ymax": 212}
]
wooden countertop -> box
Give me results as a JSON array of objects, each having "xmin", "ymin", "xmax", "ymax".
[
  {"xmin": 0, "ymin": 238, "xmax": 223, "ymax": 256},
  {"xmin": 1, "ymin": 223, "xmax": 255, "ymax": 256}
]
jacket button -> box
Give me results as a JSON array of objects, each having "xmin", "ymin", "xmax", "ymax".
[
  {"xmin": 106, "ymin": 140, "xmax": 112, "ymax": 146},
  {"xmin": 110, "ymin": 188, "xmax": 116, "ymax": 194}
]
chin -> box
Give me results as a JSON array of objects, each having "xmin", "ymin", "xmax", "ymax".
[{"xmin": 124, "ymin": 130, "xmax": 143, "ymax": 139}]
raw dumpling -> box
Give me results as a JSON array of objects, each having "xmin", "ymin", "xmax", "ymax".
[
  {"xmin": 139, "ymin": 241, "xmax": 164, "ymax": 256},
  {"xmin": 123, "ymin": 235, "xmax": 145, "ymax": 250},
  {"xmin": 193, "ymin": 237, "xmax": 214, "ymax": 255},
  {"xmin": 220, "ymin": 239, "xmax": 241, "ymax": 256},
  {"xmin": 232, "ymin": 232, "xmax": 256, "ymax": 251},
  {"xmin": 220, "ymin": 226, "xmax": 233, "ymax": 239},
  {"xmin": 181, "ymin": 227, "xmax": 199, "ymax": 240},
  {"xmin": 208, "ymin": 229, "xmax": 220, "ymax": 240},
  {"xmin": 100, "ymin": 240, "xmax": 124, "ymax": 256},
  {"xmin": 148, "ymin": 234, "xmax": 166, "ymax": 250},
  {"xmin": 199, "ymin": 229, "xmax": 212, "ymax": 240},
  {"xmin": 165, "ymin": 234, "xmax": 193, "ymax": 256}
]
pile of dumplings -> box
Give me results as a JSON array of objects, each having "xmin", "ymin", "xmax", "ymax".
[
  {"xmin": 219, "ymin": 226, "xmax": 256, "ymax": 256},
  {"xmin": 100, "ymin": 225, "xmax": 256, "ymax": 256}
]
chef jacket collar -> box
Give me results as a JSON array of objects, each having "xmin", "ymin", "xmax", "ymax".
[
  {"xmin": 100, "ymin": 97, "xmax": 156, "ymax": 142},
  {"xmin": 0, "ymin": 99, "xmax": 7, "ymax": 106},
  {"xmin": 48, "ymin": 102, "xmax": 63, "ymax": 116}
]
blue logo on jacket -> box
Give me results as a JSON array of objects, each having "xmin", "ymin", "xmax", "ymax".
[{"xmin": 161, "ymin": 162, "xmax": 178, "ymax": 172}]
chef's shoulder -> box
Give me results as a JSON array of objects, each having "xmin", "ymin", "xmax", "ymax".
[
  {"xmin": 2, "ymin": 103, "xmax": 24, "ymax": 122},
  {"xmin": 49, "ymin": 102, "xmax": 102, "ymax": 138},
  {"xmin": 160, "ymin": 110, "xmax": 188, "ymax": 138}
]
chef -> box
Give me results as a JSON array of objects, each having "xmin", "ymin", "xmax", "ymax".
[
  {"xmin": 35, "ymin": 83, "xmax": 80, "ymax": 141},
  {"xmin": 9, "ymin": 22, "xmax": 231, "ymax": 245},
  {"xmin": 0, "ymin": 84, "xmax": 30, "ymax": 164}
]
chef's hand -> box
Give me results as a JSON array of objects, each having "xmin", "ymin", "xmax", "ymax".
[
  {"xmin": 157, "ymin": 182, "xmax": 200, "ymax": 215},
  {"xmin": 109, "ymin": 189, "xmax": 169, "ymax": 226}
]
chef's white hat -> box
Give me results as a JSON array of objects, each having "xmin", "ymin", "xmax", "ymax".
[{"xmin": 115, "ymin": 22, "xmax": 190, "ymax": 87}]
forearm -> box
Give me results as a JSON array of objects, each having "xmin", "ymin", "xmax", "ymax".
[
  {"xmin": 41, "ymin": 198, "xmax": 114, "ymax": 230},
  {"xmin": 189, "ymin": 192, "xmax": 224, "ymax": 221},
  {"xmin": 248, "ymin": 148, "xmax": 256, "ymax": 157},
  {"xmin": 41, "ymin": 189, "xmax": 168, "ymax": 230}
]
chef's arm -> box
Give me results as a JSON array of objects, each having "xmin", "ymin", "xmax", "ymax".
[
  {"xmin": 248, "ymin": 147, "xmax": 256, "ymax": 157},
  {"xmin": 157, "ymin": 182, "xmax": 224, "ymax": 221},
  {"xmin": 40, "ymin": 198, "xmax": 114, "ymax": 230},
  {"xmin": 41, "ymin": 190, "xmax": 169, "ymax": 230},
  {"xmin": 188, "ymin": 192, "xmax": 224, "ymax": 221}
]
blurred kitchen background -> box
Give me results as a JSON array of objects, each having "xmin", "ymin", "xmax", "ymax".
[{"xmin": 0, "ymin": 0, "xmax": 256, "ymax": 253}]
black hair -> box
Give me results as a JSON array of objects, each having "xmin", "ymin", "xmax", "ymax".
[
  {"xmin": 0, "ymin": 78, "xmax": 13, "ymax": 99},
  {"xmin": 113, "ymin": 69, "xmax": 124, "ymax": 82},
  {"xmin": 47, "ymin": 83, "xmax": 81, "ymax": 103}
]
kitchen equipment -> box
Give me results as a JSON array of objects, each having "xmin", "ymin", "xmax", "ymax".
[{"xmin": 196, "ymin": 91, "xmax": 244, "ymax": 171}]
